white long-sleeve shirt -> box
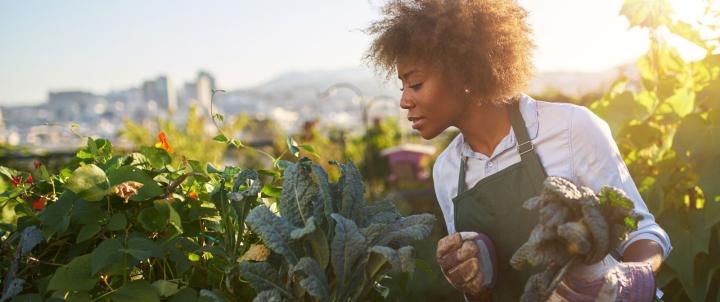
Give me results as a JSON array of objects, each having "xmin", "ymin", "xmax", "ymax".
[{"xmin": 432, "ymin": 94, "xmax": 672, "ymax": 258}]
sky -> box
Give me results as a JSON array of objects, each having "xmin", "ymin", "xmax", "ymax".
[{"xmin": 0, "ymin": 0, "xmax": 706, "ymax": 105}]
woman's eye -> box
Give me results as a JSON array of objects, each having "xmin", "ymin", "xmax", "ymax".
[{"xmin": 399, "ymin": 82, "xmax": 423, "ymax": 92}]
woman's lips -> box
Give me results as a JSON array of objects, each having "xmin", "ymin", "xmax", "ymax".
[{"xmin": 408, "ymin": 117, "xmax": 426, "ymax": 129}]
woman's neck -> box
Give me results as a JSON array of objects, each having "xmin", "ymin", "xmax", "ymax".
[{"xmin": 455, "ymin": 103, "xmax": 512, "ymax": 157}]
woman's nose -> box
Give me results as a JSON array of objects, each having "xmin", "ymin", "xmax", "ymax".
[{"xmin": 399, "ymin": 91, "xmax": 414, "ymax": 110}]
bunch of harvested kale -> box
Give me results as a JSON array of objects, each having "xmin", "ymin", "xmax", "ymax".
[{"xmin": 510, "ymin": 177, "xmax": 641, "ymax": 301}]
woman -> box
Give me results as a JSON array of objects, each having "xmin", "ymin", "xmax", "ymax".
[{"xmin": 365, "ymin": 0, "xmax": 671, "ymax": 300}]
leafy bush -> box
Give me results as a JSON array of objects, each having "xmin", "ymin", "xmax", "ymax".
[
  {"xmin": 0, "ymin": 129, "xmax": 435, "ymax": 302},
  {"xmin": 591, "ymin": 0, "xmax": 720, "ymax": 300},
  {"xmin": 0, "ymin": 136, "xmax": 272, "ymax": 302}
]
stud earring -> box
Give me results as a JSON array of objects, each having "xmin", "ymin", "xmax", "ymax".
[{"xmin": 464, "ymin": 88, "xmax": 471, "ymax": 95}]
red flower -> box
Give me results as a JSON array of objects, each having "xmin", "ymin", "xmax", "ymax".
[
  {"xmin": 32, "ymin": 196, "xmax": 46, "ymax": 210},
  {"xmin": 189, "ymin": 191, "xmax": 198, "ymax": 200},
  {"xmin": 156, "ymin": 131, "xmax": 174, "ymax": 153},
  {"xmin": 10, "ymin": 176, "xmax": 22, "ymax": 187},
  {"xmin": 26, "ymin": 175, "xmax": 33, "ymax": 184}
]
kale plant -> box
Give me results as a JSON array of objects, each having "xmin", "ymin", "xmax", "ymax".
[{"xmin": 240, "ymin": 158, "xmax": 436, "ymax": 302}]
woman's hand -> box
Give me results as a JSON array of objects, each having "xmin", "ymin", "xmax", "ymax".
[
  {"xmin": 550, "ymin": 255, "xmax": 656, "ymax": 302},
  {"xmin": 436, "ymin": 232, "xmax": 494, "ymax": 301}
]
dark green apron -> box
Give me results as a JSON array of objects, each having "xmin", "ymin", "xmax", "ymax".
[{"xmin": 452, "ymin": 102, "xmax": 547, "ymax": 301}]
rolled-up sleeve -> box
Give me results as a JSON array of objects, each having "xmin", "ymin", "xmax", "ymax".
[{"xmin": 569, "ymin": 106, "xmax": 672, "ymax": 258}]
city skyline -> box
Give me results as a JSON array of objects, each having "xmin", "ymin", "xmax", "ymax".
[{"xmin": 0, "ymin": 0, "xmax": 707, "ymax": 105}]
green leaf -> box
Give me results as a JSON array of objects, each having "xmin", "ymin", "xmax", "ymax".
[
  {"xmin": 71, "ymin": 200, "xmax": 104, "ymax": 225},
  {"xmin": 661, "ymin": 209, "xmax": 710, "ymax": 300},
  {"xmin": 674, "ymin": 112, "xmax": 720, "ymax": 227},
  {"xmin": 154, "ymin": 199, "xmax": 183, "ymax": 233},
  {"xmin": 665, "ymin": 87, "xmax": 695, "ymax": 117},
  {"xmin": 47, "ymin": 254, "xmax": 96, "ymax": 292},
  {"xmin": 261, "ymin": 184, "xmax": 282, "ymax": 198},
  {"xmin": 152, "ymin": 280, "xmax": 180, "ymax": 298},
  {"xmin": 668, "ymin": 21, "xmax": 707, "ymax": 49},
  {"xmin": 291, "ymin": 217, "xmax": 329, "ymax": 269},
  {"xmin": 333, "ymin": 162, "xmax": 366, "ymax": 225},
  {"xmin": 287, "ymin": 137, "xmax": 300, "ymax": 157},
  {"xmin": 619, "ymin": 0, "xmax": 673, "ymax": 29},
  {"xmin": 367, "ymin": 246, "xmax": 415, "ymax": 276},
  {"xmin": 246, "ymin": 206, "xmax": 298, "ymax": 264},
  {"xmin": 125, "ymin": 237, "xmax": 162, "ymax": 261},
  {"xmin": 76, "ymin": 223, "xmax": 101, "ymax": 243},
  {"xmin": 619, "ymin": 124, "xmax": 662, "ymax": 150},
  {"xmin": 291, "ymin": 216, "xmax": 318, "ymax": 240},
  {"xmin": 368, "ymin": 246, "xmax": 399, "ymax": 276},
  {"xmin": 65, "ymin": 164, "xmax": 110, "ymax": 202},
  {"xmin": 213, "ymin": 134, "xmax": 228, "ymax": 143},
  {"xmin": 138, "ymin": 207, "xmax": 167, "ymax": 232},
  {"xmin": 106, "ymin": 213, "xmax": 127, "ymax": 231},
  {"xmin": 91, "ymin": 239, "xmax": 123, "ymax": 274},
  {"xmin": 330, "ymin": 214, "xmax": 367, "ymax": 289},
  {"xmin": 363, "ymin": 200, "xmax": 401, "ymax": 225},
  {"xmin": 139, "ymin": 146, "xmax": 172, "ymax": 169},
  {"xmin": 311, "ymin": 164, "xmax": 334, "ymax": 218},
  {"xmin": 373, "ymin": 214, "xmax": 435, "ymax": 247},
  {"xmin": 299, "ymin": 144, "xmax": 320, "ymax": 158},
  {"xmin": 591, "ymin": 91, "xmax": 648, "ymax": 135},
  {"xmin": 291, "ymin": 257, "xmax": 330, "ymax": 302},
  {"xmin": 239, "ymin": 261, "xmax": 289, "ymax": 296},
  {"xmin": 107, "ymin": 166, "xmax": 164, "ymax": 201},
  {"xmin": 112, "ymin": 280, "xmax": 160, "ymax": 302},
  {"xmin": 39, "ymin": 191, "xmax": 75, "ymax": 238},
  {"xmin": 279, "ymin": 160, "xmax": 318, "ymax": 228}
]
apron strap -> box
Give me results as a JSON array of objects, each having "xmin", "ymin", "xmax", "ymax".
[
  {"xmin": 458, "ymin": 156, "xmax": 468, "ymax": 194},
  {"xmin": 508, "ymin": 100, "xmax": 548, "ymax": 188},
  {"xmin": 457, "ymin": 98, "xmax": 547, "ymax": 194}
]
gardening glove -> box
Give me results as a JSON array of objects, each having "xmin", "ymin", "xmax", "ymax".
[
  {"xmin": 547, "ymin": 255, "xmax": 656, "ymax": 302},
  {"xmin": 436, "ymin": 232, "xmax": 496, "ymax": 300}
]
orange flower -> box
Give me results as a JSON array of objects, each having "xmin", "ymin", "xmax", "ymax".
[
  {"xmin": 155, "ymin": 131, "xmax": 174, "ymax": 153},
  {"xmin": 188, "ymin": 191, "xmax": 198, "ymax": 200}
]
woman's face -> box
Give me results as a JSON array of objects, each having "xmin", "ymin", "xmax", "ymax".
[{"xmin": 397, "ymin": 58, "xmax": 467, "ymax": 139}]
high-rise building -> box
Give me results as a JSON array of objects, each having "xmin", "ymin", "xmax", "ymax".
[
  {"xmin": 197, "ymin": 70, "xmax": 216, "ymax": 91},
  {"xmin": 179, "ymin": 71, "xmax": 217, "ymax": 112},
  {"xmin": 141, "ymin": 76, "xmax": 177, "ymax": 112}
]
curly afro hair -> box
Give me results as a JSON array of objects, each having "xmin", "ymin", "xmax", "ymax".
[{"xmin": 365, "ymin": 0, "xmax": 535, "ymax": 105}]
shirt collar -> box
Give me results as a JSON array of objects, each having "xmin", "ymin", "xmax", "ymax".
[{"xmin": 457, "ymin": 93, "xmax": 539, "ymax": 159}]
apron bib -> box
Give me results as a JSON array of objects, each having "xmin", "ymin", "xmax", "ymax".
[{"xmin": 452, "ymin": 101, "xmax": 547, "ymax": 301}]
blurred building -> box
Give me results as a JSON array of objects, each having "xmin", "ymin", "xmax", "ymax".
[
  {"xmin": 180, "ymin": 71, "xmax": 217, "ymax": 112},
  {"xmin": 47, "ymin": 91, "xmax": 100, "ymax": 121},
  {"xmin": 142, "ymin": 76, "xmax": 177, "ymax": 112}
]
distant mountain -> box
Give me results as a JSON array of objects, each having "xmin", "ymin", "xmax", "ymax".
[
  {"xmin": 247, "ymin": 67, "xmax": 401, "ymax": 99},
  {"xmin": 244, "ymin": 64, "xmax": 637, "ymax": 102}
]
